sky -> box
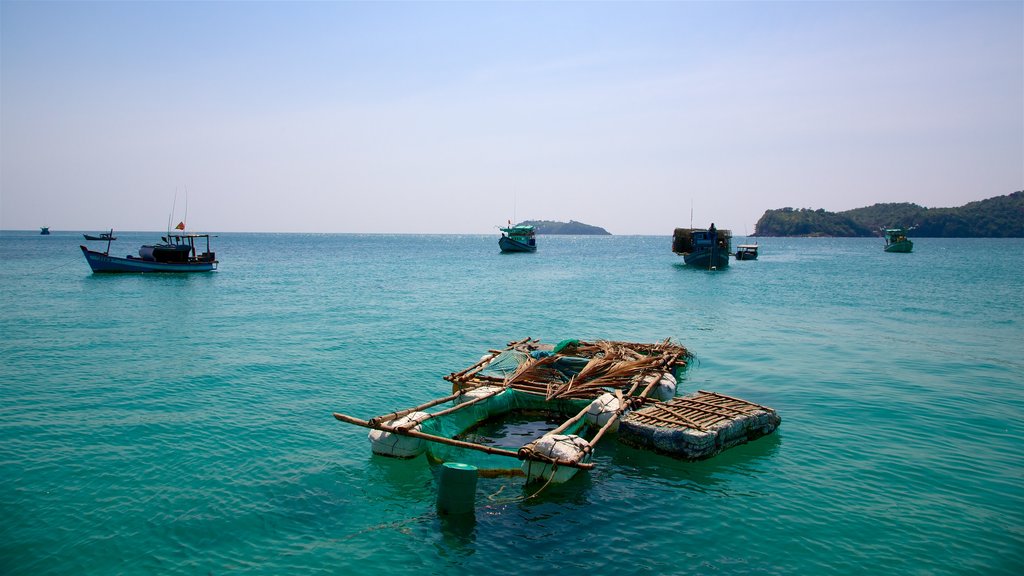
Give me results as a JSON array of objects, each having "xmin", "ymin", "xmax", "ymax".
[{"xmin": 1, "ymin": 1, "xmax": 1021, "ymax": 235}]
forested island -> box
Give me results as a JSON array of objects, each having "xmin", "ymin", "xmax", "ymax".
[
  {"xmin": 517, "ymin": 220, "xmax": 611, "ymax": 235},
  {"xmin": 754, "ymin": 191, "xmax": 1024, "ymax": 237}
]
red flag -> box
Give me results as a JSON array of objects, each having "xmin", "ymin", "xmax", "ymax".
[{"xmin": 175, "ymin": 221, "xmax": 185, "ymax": 230}]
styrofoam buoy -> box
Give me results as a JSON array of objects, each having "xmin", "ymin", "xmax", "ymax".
[
  {"xmin": 644, "ymin": 372, "xmax": 677, "ymax": 401},
  {"xmin": 521, "ymin": 434, "xmax": 591, "ymax": 484},
  {"xmin": 455, "ymin": 385, "xmax": 503, "ymax": 405},
  {"xmin": 368, "ymin": 411, "xmax": 429, "ymax": 458},
  {"xmin": 436, "ymin": 462, "xmax": 478, "ymax": 515},
  {"xmin": 585, "ymin": 392, "xmax": 622, "ymax": 432}
]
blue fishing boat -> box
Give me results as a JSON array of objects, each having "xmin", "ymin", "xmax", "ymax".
[
  {"xmin": 498, "ymin": 224, "xmax": 536, "ymax": 253},
  {"xmin": 80, "ymin": 232, "xmax": 217, "ymax": 273},
  {"xmin": 40, "ymin": 227, "xmax": 50, "ymax": 235},
  {"xmin": 672, "ymin": 223, "xmax": 731, "ymax": 269}
]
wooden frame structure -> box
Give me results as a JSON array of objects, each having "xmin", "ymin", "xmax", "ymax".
[{"xmin": 333, "ymin": 337, "xmax": 692, "ymax": 472}]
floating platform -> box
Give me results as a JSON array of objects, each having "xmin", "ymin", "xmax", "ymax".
[
  {"xmin": 619, "ymin": 391, "xmax": 781, "ymax": 460},
  {"xmin": 333, "ymin": 338, "xmax": 780, "ymax": 485}
]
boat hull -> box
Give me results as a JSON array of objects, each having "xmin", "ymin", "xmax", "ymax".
[
  {"xmin": 682, "ymin": 248, "xmax": 730, "ymax": 269},
  {"xmin": 499, "ymin": 236, "xmax": 536, "ymax": 253},
  {"xmin": 80, "ymin": 246, "xmax": 217, "ymax": 273},
  {"xmin": 884, "ymin": 240, "xmax": 913, "ymax": 253}
]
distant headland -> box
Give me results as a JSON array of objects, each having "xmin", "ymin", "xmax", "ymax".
[
  {"xmin": 754, "ymin": 191, "xmax": 1024, "ymax": 237},
  {"xmin": 516, "ymin": 220, "xmax": 612, "ymax": 235}
]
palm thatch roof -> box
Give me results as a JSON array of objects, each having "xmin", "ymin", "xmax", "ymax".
[{"xmin": 444, "ymin": 337, "xmax": 691, "ymax": 401}]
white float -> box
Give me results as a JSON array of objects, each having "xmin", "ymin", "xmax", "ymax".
[
  {"xmin": 585, "ymin": 392, "xmax": 623, "ymax": 432},
  {"xmin": 454, "ymin": 385, "xmax": 504, "ymax": 405},
  {"xmin": 644, "ymin": 372, "xmax": 677, "ymax": 401},
  {"xmin": 521, "ymin": 433, "xmax": 592, "ymax": 484},
  {"xmin": 368, "ymin": 411, "xmax": 430, "ymax": 458}
]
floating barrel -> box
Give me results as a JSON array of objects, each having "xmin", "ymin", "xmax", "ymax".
[
  {"xmin": 368, "ymin": 411, "xmax": 430, "ymax": 458},
  {"xmin": 436, "ymin": 462, "xmax": 478, "ymax": 515}
]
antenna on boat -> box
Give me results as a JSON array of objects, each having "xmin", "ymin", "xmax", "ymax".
[
  {"xmin": 689, "ymin": 198, "xmax": 693, "ymax": 229},
  {"xmin": 167, "ymin": 190, "xmax": 178, "ymax": 237}
]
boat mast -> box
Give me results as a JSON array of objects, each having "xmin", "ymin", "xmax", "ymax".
[{"xmin": 167, "ymin": 190, "xmax": 178, "ymax": 239}]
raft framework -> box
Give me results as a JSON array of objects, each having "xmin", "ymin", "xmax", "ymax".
[{"xmin": 333, "ymin": 338, "xmax": 780, "ymax": 483}]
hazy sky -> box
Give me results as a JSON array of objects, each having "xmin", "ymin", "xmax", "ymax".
[{"xmin": 1, "ymin": 1, "xmax": 1021, "ymax": 234}]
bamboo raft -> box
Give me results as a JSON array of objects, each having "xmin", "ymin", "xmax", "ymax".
[
  {"xmin": 333, "ymin": 337, "xmax": 780, "ymax": 483},
  {"xmin": 619, "ymin": 391, "xmax": 782, "ymax": 460}
]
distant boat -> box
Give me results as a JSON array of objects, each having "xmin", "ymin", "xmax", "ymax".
[
  {"xmin": 80, "ymin": 232, "xmax": 217, "ymax": 273},
  {"xmin": 40, "ymin": 227, "xmax": 50, "ymax": 235},
  {"xmin": 499, "ymin": 224, "xmax": 537, "ymax": 253},
  {"xmin": 672, "ymin": 223, "xmax": 731, "ymax": 269},
  {"xmin": 83, "ymin": 229, "xmax": 117, "ymax": 241},
  {"xmin": 735, "ymin": 244, "xmax": 759, "ymax": 260},
  {"xmin": 882, "ymin": 227, "xmax": 914, "ymax": 253}
]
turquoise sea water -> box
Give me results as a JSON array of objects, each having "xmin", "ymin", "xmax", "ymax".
[{"xmin": 2, "ymin": 231, "xmax": 1022, "ymax": 575}]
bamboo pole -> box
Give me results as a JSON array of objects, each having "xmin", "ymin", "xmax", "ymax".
[
  {"xmin": 584, "ymin": 390, "xmax": 628, "ymax": 452},
  {"xmin": 444, "ymin": 337, "xmax": 532, "ymax": 383},
  {"xmin": 628, "ymin": 407, "xmax": 707, "ymax": 431},
  {"xmin": 697, "ymin": 390, "xmax": 772, "ymax": 411},
  {"xmin": 547, "ymin": 401, "xmax": 592, "ymax": 436},
  {"xmin": 333, "ymin": 412, "xmax": 594, "ymax": 470},
  {"xmin": 412, "ymin": 385, "xmax": 506, "ymax": 421},
  {"xmin": 368, "ymin": 391, "xmax": 462, "ymax": 425},
  {"xmin": 677, "ymin": 398, "xmax": 758, "ymax": 417},
  {"xmin": 652, "ymin": 403, "xmax": 714, "ymax": 430},
  {"xmin": 445, "ymin": 350, "xmax": 502, "ymax": 383}
]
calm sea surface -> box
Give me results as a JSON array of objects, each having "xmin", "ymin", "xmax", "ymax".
[{"xmin": 1, "ymin": 231, "xmax": 1022, "ymax": 575}]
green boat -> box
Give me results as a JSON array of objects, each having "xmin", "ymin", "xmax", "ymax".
[
  {"xmin": 498, "ymin": 224, "xmax": 537, "ymax": 253},
  {"xmin": 882, "ymin": 227, "xmax": 914, "ymax": 253}
]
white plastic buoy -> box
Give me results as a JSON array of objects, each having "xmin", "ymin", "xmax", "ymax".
[
  {"xmin": 368, "ymin": 411, "xmax": 429, "ymax": 458},
  {"xmin": 585, "ymin": 392, "xmax": 622, "ymax": 432},
  {"xmin": 645, "ymin": 372, "xmax": 677, "ymax": 401},
  {"xmin": 454, "ymin": 385, "xmax": 503, "ymax": 405},
  {"xmin": 521, "ymin": 434, "xmax": 591, "ymax": 484},
  {"xmin": 436, "ymin": 462, "xmax": 478, "ymax": 515}
]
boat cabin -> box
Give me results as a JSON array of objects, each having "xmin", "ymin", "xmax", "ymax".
[
  {"xmin": 672, "ymin": 226, "xmax": 732, "ymax": 254},
  {"xmin": 140, "ymin": 233, "xmax": 216, "ymax": 263},
  {"xmin": 735, "ymin": 244, "xmax": 759, "ymax": 260}
]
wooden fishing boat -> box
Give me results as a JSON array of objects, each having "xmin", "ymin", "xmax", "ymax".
[
  {"xmin": 498, "ymin": 224, "xmax": 537, "ymax": 253},
  {"xmin": 83, "ymin": 229, "xmax": 117, "ymax": 241},
  {"xmin": 334, "ymin": 337, "xmax": 780, "ymax": 487},
  {"xmin": 80, "ymin": 232, "xmax": 217, "ymax": 273},
  {"xmin": 672, "ymin": 223, "xmax": 731, "ymax": 269},
  {"xmin": 882, "ymin": 227, "xmax": 914, "ymax": 253},
  {"xmin": 735, "ymin": 244, "xmax": 759, "ymax": 260}
]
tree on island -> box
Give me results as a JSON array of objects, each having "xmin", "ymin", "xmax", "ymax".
[
  {"xmin": 516, "ymin": 220, "xmax": 612, "ymax": 235},
  {"xmin": 753, "ymin": 191, "xmax": 1023, "ymax": 237}
]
